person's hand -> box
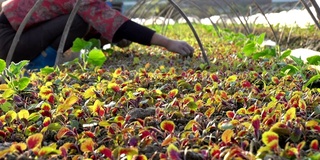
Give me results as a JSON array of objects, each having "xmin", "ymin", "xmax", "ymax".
[
  {"xmin": 150, "ymin": 33, "xmax": 194, "ymax": 58},
  {"xmin": 165, "ymin": 40, "xmax": 194, "ymax": 57}
]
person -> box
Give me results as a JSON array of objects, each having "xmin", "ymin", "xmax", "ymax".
[{"xmin": 0, "ymin": 0, "xmax": 194, "ymax": 69}]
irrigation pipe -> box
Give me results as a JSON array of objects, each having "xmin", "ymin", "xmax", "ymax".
[
  {"xmin": 55, "ymin": 0, "xmax": 82, "ymax": 66},
  {"xmin": 168, "ymin": 0, "xmax": 210, "ymax": 66},
  {"xmin": 5, "ymin": 0, "xmax": 44, "ymax": 67}
]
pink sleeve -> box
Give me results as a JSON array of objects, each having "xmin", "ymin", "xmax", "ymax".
[
  {"xmin": 2, "ymin": 0, "xmax": 128, "ymax": 42},
  {"xmin": 76, "ymin": 0, "xmax": 129, "ymax": 42}
]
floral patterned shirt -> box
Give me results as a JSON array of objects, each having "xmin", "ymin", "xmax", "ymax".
[{"xmin": 1, "ymin": 0, "xmax": 129, "ymax": 42}]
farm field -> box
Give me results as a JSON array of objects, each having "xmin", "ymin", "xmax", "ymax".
[{"xmin": 0, "ymin": 24, "xmax": 320, "ymax": 159}]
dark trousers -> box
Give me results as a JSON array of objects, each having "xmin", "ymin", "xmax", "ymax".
[{"xmin": 0, "ymin": 14, "xmax": 89, "ymax": 62}]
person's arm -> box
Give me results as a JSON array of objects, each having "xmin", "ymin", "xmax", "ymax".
[{"xmin": 113, "ymin": 20, "xmax": 194, "ymax": 57}]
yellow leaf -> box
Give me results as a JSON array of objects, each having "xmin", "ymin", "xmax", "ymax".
[
  {"xmin": 2, "ymin": 89, "xmax": 15, "ymax": 98},
  {"xmin": 168, "ymin": 89, "xmax": 178, "ymax": 98},
  {"xmin": 64, "ymin": 95, "xmax": 79, "ymax": 106},
  {"xmin": 306, "ymin": 120, "xmax": 318, "ymax": 128},
  {"xmin": 6, "ymin": 110, "xmax": 17, "ymax": 122},
  {"xmin": 113, "ymin": 68, "xmax": 122, "ymax": 78},
  {"xmin": 221, "ymin": 129, "xmax": 234, "ymax": 143},
  {"xmin": 0, "ymin": 149, "xmax": 10, "ymax": 159},
  {"xmin": 262, "ymin": 131, "xmax": 279, "ymax": 149},
  {"xmin": 26, "ymin": 133, "xmax": 43, "ymax": 149},
  {"xmin": 80, "ymin": 138, "xmax": 95, "ymax": 153},
  {"xmin": 226, "ymin": 75, "xmax": 237, "ymax": 82},
  {"xmin": 83, "ymin": 87, "xmax": 95, "ymax": 99},
  {"xmin": 0, "ymin": 84, "xmax": 9, "ymax": 90},
  {"xmin": 18, "ymin": 109, "xmax": 29, "ymax": 120},
  {"xmin": 56, "ymin": 104, "xmax": 71, "ymax": 114},
  {"xmin": 10, "ymin": 142, "xmax": 27, "ymax": 152},
  {"xmin": 284, "ymin": 107, "xmax": 296, "ymax": 121}
]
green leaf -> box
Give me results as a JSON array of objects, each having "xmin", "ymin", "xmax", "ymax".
[
  {"xmin": 70, "ymin": 120, "xmax": 80, "ymax": 129},
  {"xmin": 252, "ymin": 49, "xmax": 270, "ymax": 60},
  {"xmin": 307, "ymin": 55, "xmax": 320, "ymax": 65},
  {"xmin": 281, "ymin": 64, "xmax": 299, "ymax": 75},
  {"xmin": 133, "ymin": 57, "xmax": 140, "ymax": 65},
  {"xmin": 0, "ymin": 59, "xmax": 6, "ymax": 73},
  {"xmin": 0, "ymin": 102, "xmax": 12, "ymax": 112},
  {"xmin": 88, "ymin": 38, "xmax": 101, "ymax": 49},
  {"xmin": 28, "ymin": 112, "xmax": 41, "ymax": 123},
  {"xmin": 87, "ymin": 49, "xmax": 107, "ymax": 67},
  {"xmin": 40, "ymin": 67, "xmax": 55, "ymax": 75},
  {"xmin": 71, "ymin": 38, "xmax": 92, "ymax": 52},
  {"xmin": 8, "ymin": 60, "xmax": 29, "ymax": 76},
  {"xmin": 2, "ymin": 89, "xmax": 15, "ymax": 98},
  {"xmin": 187, "ymin": 101, "xmax": 198, "ymax": 111},
  {"xmin": 280, "ymin": 49, "xmax": 291, "ymax": 60},
  {"xmin": 17, "ymin": 77, "xmax": 30, "ymax": 91},
  {"xmin": 303, "ymin": 75, "xmax": 320, "ymax": 89},
  {"xmin": 243, "ymin": 42, "xmax": 256, "ymax": 56},
  {"xmin": 256, "ymin": 33, "xmax": 266, "ymax": 45},
  {"xmin": 47, "ymin": 123, "xmax": 62, "ymax": 131},
  {"xmin": 290, "ymin": 55, "xmax": 304, "ymax": 67},
  {"xmin": 39, "ymin": 146, "xmax": 61, "ymax": 156}
]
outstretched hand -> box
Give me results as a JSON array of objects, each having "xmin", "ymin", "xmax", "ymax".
[
  {"xmin": 151, "ymin": 33, "xmax": 194, "ymax": 58},
  {"xmin": 165, "ymin": 40, "xmax": 194, "ymax": 57}
]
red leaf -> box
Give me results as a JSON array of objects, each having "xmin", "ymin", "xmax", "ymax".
[
  {"xmin": 132, "ymin": 155, "xmax": 148, "ymax": 160},
  {"xmin": 26, "ymin": 133, "xmax": 43, "ymax": 149},
  {"xmin": 41, "ymin": 102, "xmax": 51, "ymax": 111},
  {"xmin": 284, "ymin": 107, "xmax": 296, "ymax": 122},
  {"xmin": 168, "ymin": 89, "xmax": 179, "ymax": 98},
  {"xmin": 226, "ymin": 111, "xmax": 235, "ymax": 119},
  {"xmin": 221, "ymin": 129, "xmax": 234, "ymax": 143},
  {"xmin": 247, "ymin": 105, "xmax": 257, "ymax": 114},
  {"xmin": 194, "ymin": 83, "xmax": 202, "ymax": 92},
  {"xmin": 0, "ymin": 130, "xmax": 6, "ymax": 138},
  {"xmin": 99, "ymin": 146, "xmax": 112, "ymax": 159},
  {"xmin": 205, "ymin": 107, "xmax": 215, "ymax": 118},
  {"xmin": 160, "ymin": 120, "xmax": 175, "ymax": 133},
  {"xmin": 262, "ymin": 131, "xmax": 279, "ymax": 149},
  {"xmin": 59, "ymin": 146, "xmax": 68, "ymax": 157},
  {"xmin": 47, "ymin": 94, "xmax": 55, "ymax": 104},
  {"xmin": 139, "ymin": 130, "xmax": 151, "ymax": 139},
  {"xmin": 310, "ymin": 139, "xmax": 319, "ymax": 150},
  {"xmin": 167, "ymin": 144, "xmax": 181, "ymax": 160},
  {"xmin": 241, "ymin": 80, "xmax": 251, "ymax": 88},
  {"xmin": 210, "ymin": 73, "xmax": 220, "ymax": 82},
  {"xmin": 80, "ymin": 138, "xmax": 95, "ymax": 153},
  {"xmin": 57, "ymin": 127, "xmax": 74, "ymax": 140},
  {"xmin": 252, "ymin": 115, "xmax": 260, "ymax": 138},
  {"xmin": 43, "ymin": 117, "xmax": 51, "ymax": 127},
  {"xmin": 272, "ymin": 76, "xmax": 279, "ymax": 84},
  {"xmin": 84, "ymin": 131, "xmax": 95, "ymax": 138}
]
